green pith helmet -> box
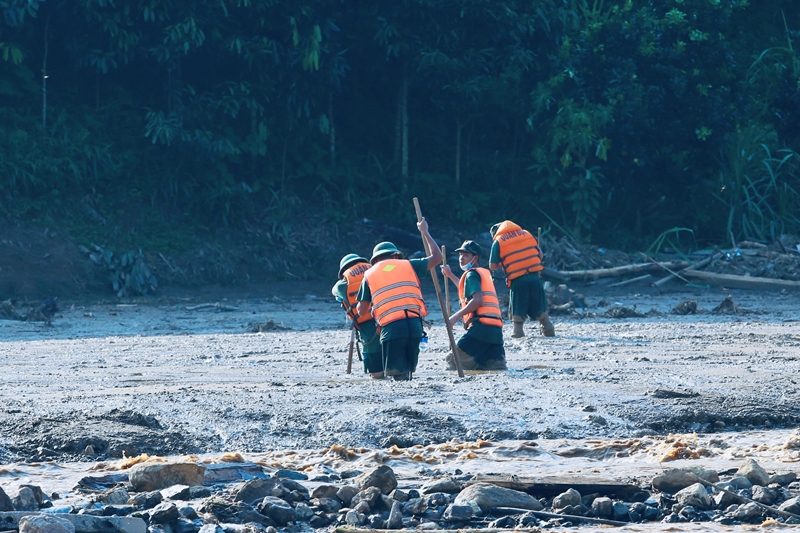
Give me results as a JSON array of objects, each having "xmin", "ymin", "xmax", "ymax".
[
  {"xmin": 338, "ymin": 253, "xmax": 368, "ymax": 278},
  {"xmin": 454, "ymin": 240, "xmax": 482, "ymax": 257},
  {"xmin": 370, "ymin": 241, "xmax": 402, "ymax": 264},
  {"xmin": 489, "ymin": 223, "xmax": 502, "ymax": 238}
]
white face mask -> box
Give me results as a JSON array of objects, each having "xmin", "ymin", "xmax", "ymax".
[{"xmin": 460, "ymin": 261, "xmax": 474, "ymax": 272}]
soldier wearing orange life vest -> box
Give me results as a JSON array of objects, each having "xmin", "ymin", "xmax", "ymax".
[
  {"xmin": 488, "ymin": 220, "xmax": 555, "ymax": 338},
  {"xmin": 332, "ymin": 254, "xmax": 384, "ymax": 378},
  {"xmin": 441, "ymin": 240, "xmax": 507, "ymax": 371},
  {"xmin": 356, "ymin": 217, "xmax": 442, "ymax": 381}
]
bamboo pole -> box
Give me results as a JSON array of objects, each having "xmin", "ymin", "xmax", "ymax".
[
  {"xmin": 413, "ymin": 198, "xmax": 464, "ymax": 377},
  {"xmin": 442, "ymin": 245, "xmax": 451, "ymax": 316},
  {"xmin": 346, "ymin": 327, "xmax": 355, "ymax": 374}
]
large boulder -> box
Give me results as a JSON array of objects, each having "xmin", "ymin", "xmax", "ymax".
[
  {"xmin": 19, "ymin": 515, "xmax": 75, "ymax": 533},
  {"xmin": 129, "ymin": 462, "xmax": 206, "ymax": 492},
  {"xmin": 234, "ymin": 478, "xmax": 287, "ymax": 505},
  {"xmin": 736, "ymin": 458, "xmax": 770, "ymax": 487},
  {"xmin": 453, "ymin": 483, "xmax": 543, "ymax": 513},
  {"xmin": 355, "ymin": 465, "xmax": 398, "ymax": 495},
  {"xmin": 675, "ymin": 483, "xmax": 711, "ymax": 510},
  {"xmin": 651, "ymin": 467, "xmax": 718, "ymax": 494}
]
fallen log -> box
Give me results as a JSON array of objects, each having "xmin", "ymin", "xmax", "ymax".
[
  {"xmin": 467, "ymin": 474, "xmax": 639, "ymax": 498},
  {"xmin": 682, "ymin": 270, "xmax": 800, "ymax": 291},
  {"xmin": 559, "ymin": 261, "xmax": 690, "ymax": 281},
  {"xmin": 609, "ymin": 273, "xmax": 652, "ymax": 287},
  {"xmin": 653, "ymin": 252, "xmax": 722, "ymax": 287}
]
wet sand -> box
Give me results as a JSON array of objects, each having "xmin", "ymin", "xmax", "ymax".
[{"xmin": 1, "ymin": 280, "xmax": 799, "ymax": 463}]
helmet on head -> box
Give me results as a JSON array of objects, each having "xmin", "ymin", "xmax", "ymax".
[
  {"xmin": 370, "ymin": 242, "xmax": 402, "ymax": 264},
  {"xmin": 489, "ymin": 223, "xmax": 502, "ymax": 238},
  {"xmin": 338, "ymin": 253, "xmax": 368, "ymax": 278},
  {"xmin": 454, "ymin": 240, "xmax": 482, "ymax": 257}
]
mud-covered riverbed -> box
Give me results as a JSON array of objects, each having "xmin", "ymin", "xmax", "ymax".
[{"xmin": 1, "ymin": 281, "xmax": 800, "ymax": 464}]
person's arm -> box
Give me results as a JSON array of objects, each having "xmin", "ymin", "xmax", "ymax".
[
  {"xmin": 417, "ymin": 217, "xmax": 443, "ymax": 269},
  {"xmin": 449, "ymin": 291, "xmax": 483, "ymax": 328},
  {"xmin": 440, "ymin": 264, "xmax": 459, "ymax": 286},
  {"xmin": 488, "ymin": 240, "xmax": 503, "ymax": 271},
  {"xmin": 355, "ymin": 279, "xmax": 371, "ymax": 317},
  {"xmin": 356, "ymin": 300, "xmax": 369, "ymax": 317}
]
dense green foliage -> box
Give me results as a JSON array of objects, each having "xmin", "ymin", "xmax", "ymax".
[{"xmin": 1, "ymin": 0, "xmax": 799, "ymax": 249}]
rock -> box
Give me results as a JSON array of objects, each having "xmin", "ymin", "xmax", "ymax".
[
  {"xmin": 354, "ymin": 466, "xmax": 397, "ymax": 495},
  {"xmin": 128, "ymin": 490, "xmax": 162, "ymax": 509},
  {"xmin": 403, "ymin": 497, "xmax": 427, "ymax": 515},
  {"xmin": 256, "ymin": 496, "xmax": 296, "ymax": 526},
  {"xmin": 751, "ymin": 485, "xmax": 777, "ymax": 505},
  {"xmin": 19, "ymin": 486, "xmax": 43, "ymax": 506},
  {"xmin": 12, "ymin": 488, "xmax": 39, "ymax": 511},
  {"xmin": 591, "ymin": 496, "xmax": 612, "ymax": 518},
  {"xmin": 19, "ymin": 515, "xmax": 75, "ymax": 533},
  {"xmin": 0, "ymin": 512, "xmax": 146, "ymax": 533},
  {"xmin": 611, "ymin": 501, "xmax": 630, "ymax": 522},
  {"xmin": 778, "ymin": 496, "xmax": 800, "ymax": 514},
  {"xmin": 453, "ymin": 483, "xmax": 543, "ymax": 513},
  {"xmin": 552, "ymin": 488, "xmax": 582, "ymax": 509},
  {"xmin": 128, "ymin": 463, "xmax": 206, "ymax": 492},
  {"xmin": 732, "ymin": 502, "xmax": 762, "ymax": 521},
  {"xmin": 736, "ymin": 458, "xmax": 770, "ymax": 487},
  {"xmin": 203, "ymin": 463, "xmax": 268, "ymax": 484},
  {"xmin": 103, "ymin": 505, "xmax": 137, "ymax": 516},
  {"xmin": 160, "ymin": 485, "xmax": 191, "ymax": 501},
  {"xmin": 712, "ymin": 484, "xmax": 743, "ymax": 508},
  {"xmin": 651, "ymin": 467, "xmax": 719, "ymax": 493},
  {"xmin": 352, "ymin": 486, "xmax": 382, "ymax": 509},
  {"xmin": 345, "ymin": 509, "xmax": 365, "ymax": 526},
  {"xmin": 336, "ymin": 485, "xmax": 359, "ymax": 506},
  {"xmin": 441, "ymin": 504, "xmax": 472, "ymax": 522},
  {"xmin": 189, "ymin": 486, "xmax": 211, "ymax": 499},
  {"xmin": 310, "ymin": 497, "xmax": 341, "ymax": 513},
  {"xmin": 311, "ymin": 485, "xmax": 339, "ymax": 499},
  {"xmin": 675, "ymin": 483, "xmax": 711, "ymax": 510},
  {"xmin": 728, "ymin": 476, "xmax": 752, "ymax": 490},
  {"xmin": 426, "ymin": 492, "xmax": 449, "ymax": 508},
  {"xmin": 100, "ymin": 488, "xmax": 130, "ymax": 505},
  {"xmin": 149, "ymin": 502, "xmax": 180, "ymax": 523},
  {"xmin": 387, "ymin": 501, "xmax": 403, "ymax": 529},
  {"xmin": 274, "ymin": 469, "xmax": 308, "ymax": 480},
  {"xmin": 354, "ymin": 500, "xmax": 370, "ymax": 514},
  {"xmin": 769, "ymin": 472, "xmax": 797, "ymax": 486},
  {"xmin": 198, "ymin": 526, "xmax": 224, "ymax": 533},
  {"xmin": 293, "ymin": 502, "xmax": 314, "ymax": 521},
  {"xmin": 0, "ymin": 487, "xmax": 13, "ymax": 512},
  {"xmin": 421, "ymin": 478, "xmax": 462, "ymax": 494},
  {"xmin": 278, "ymin": 479, "xmax": 308, "ymax": 497},
  {"xmin": 234, "ymin": 479, "xmax": 287, "ymax": 505}
]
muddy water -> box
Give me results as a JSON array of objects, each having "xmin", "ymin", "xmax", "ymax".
[{"xmin": 1, "ymin": 281, "xmax": 800, "ymax": 530}]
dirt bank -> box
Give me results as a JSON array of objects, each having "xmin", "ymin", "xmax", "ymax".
[{"xmin": 1, "ymin": 280, "xmax": 799, "ymax": 464}]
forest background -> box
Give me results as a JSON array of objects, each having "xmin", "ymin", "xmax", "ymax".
[{"xmin": 1, "ymin": 0, "xmax": 799, "ymax": 290}]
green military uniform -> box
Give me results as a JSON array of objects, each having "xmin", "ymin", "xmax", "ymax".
[
  {"xmin": 357, "ymin": 257, "xmax": 428, "ymax": 378},
  {"xmin": 331, "ymin": 280, "xmax": 382, "ymax": 374},
  {"xmin": 455, "ymin": 270, "xmax": 506, "ymax": 370},
  {"xmin": 489, "ymin": 240, "xmax": 547, "ymax": 321}
]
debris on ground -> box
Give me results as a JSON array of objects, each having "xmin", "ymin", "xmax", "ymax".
[
  {"xmin": 0, "ymin": 298, "xmax": 58, "ymax": 323},
  {"xmin": 712, "ymin": 295, "xmax": 743, "ymax": 315},
  {"xmin": 250, "ymin": 319, "xmax": 292, "ymax": 332},
  {"xmin": 671, "ymin": 300, "xmax": 698, "ymax": 315},
  {"xmin": 602, "ymin": 306, "xmax": 646, "ymax": 319},
  {"xmin": 545, "ymin": 283, "xmax": 586, "ymax": 315}
]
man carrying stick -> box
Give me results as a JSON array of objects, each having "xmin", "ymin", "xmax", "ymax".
[
  {"xmin": 356, "ymin": 218, "xmax": 442, "ymax": 381},
  {"xmin": 441, "ymin": 240, "xmax": 507, "ymax": 371},
  {"xmin": 332, "ymin": 253, "xmax": 384, "ymax": 378},
  {"xmin": 489, "ymin": 220, "xmax": 555, "ymax": 338}
]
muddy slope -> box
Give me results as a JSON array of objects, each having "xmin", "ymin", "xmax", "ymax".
[{"xmin": 1, "ymin": 282, "xmax": 799, "ymax": 463}]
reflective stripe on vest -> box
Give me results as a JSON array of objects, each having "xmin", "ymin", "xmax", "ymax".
[
  {"xmin": 458, "ymin": 267, "xmax": 503, "ymax": 328},
  {"xmin": 493, "ymin": 220, "xmax": 542, "ymax": 285},
  {"xmin": 363, "ymin": 259, "xmax": 427, "ymax": 326},
  {"xmin": 342, "ymin": 261, "xmax": 372, "ymax": 324}
]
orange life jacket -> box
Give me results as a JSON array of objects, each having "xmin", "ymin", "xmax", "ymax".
[
  {"xmin": 342, "ymin": 261, "xmax": 373, "ymax": 325},
  {"xmin": 493, "ymin": 220, "xmax": 543, "ymax": 286},
  {"xmin": 363, "ymin": 259, "xmax": 427, "ymax": 326},
  {"xmin": 458, "ymin": 267, "xmax": 503, "ymax": 328}
]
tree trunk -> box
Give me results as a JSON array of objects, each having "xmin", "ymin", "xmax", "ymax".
[
  {"xmin": 329, "ymin": 93, "xmax": 336, "ymax": 171},
  {"xmin": 455, "ymin": 112, "xmax": 461, "ymax": 187},
  {"xmin": 42, "ymin": 13, "xmax": 50, "ymax": 129},
  {"xmin": 400, "ymin": 68, "xmax": 409, "ymax": 192}
]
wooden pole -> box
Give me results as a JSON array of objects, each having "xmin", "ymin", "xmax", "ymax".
[
  {"xmin": 346, "ymin": 327, "xmax": 355, "ymax": 374},
  {"xmin": 537, "ymin": 226, "xmax": 542, "ymax": 261},
  {"xmin": 413, "ymin": 198, "xmax": 464, "ymax": 377},
  {"xmin": 442, "ymin": 245, "xmax": 451, "ymax": 316}
]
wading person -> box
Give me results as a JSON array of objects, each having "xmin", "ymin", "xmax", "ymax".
[
  {"xmin": 332, "ymin": 254, "xmax": 384, "ymax": 378},
  {"xmin": 356, "ymin": 218, "xmax": 442, "ymax": 381},
  {"xmin": 489, "ymin": 220, "xmax": 555, "ymax": 338},
  {"xmin": 441, "ymin": 240, "xmax": 507, "ymax": 371}
]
